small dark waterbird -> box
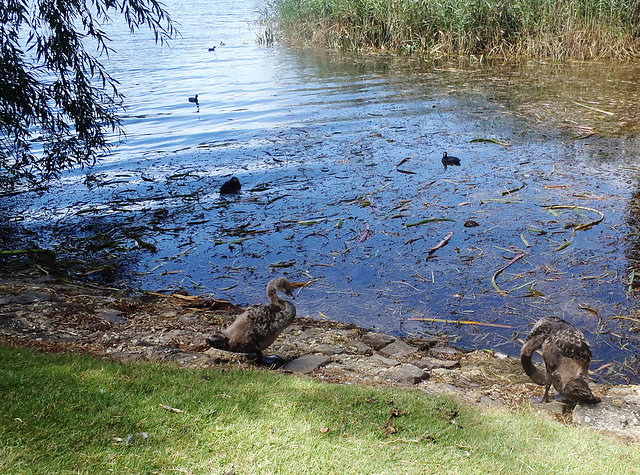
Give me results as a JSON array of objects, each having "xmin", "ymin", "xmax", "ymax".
[
  {"xmin": 205, "ymin": 277, "xmax": 296, "ymax": 363},
  {"xmin": 441, "ymin": 151, "xmax": 461, "ymax": 167},
  {"xmin": 521, "ymin": 316, "xmax": 600, "ymax": 404},
  {"xmin": 219, "ymin": 176, "xmax": 241, "ymax": 194},
  {"xmin": 188, "ymin": 94, "xmax": 199, "ymax": 106}
]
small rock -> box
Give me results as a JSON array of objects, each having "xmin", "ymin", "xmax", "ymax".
[
  {"xmin": 361, "ymin": 332, "xmax": 396, "ymax": 350},
  {"xmin": 383, "ymin": 364, "xmax": 429, "ymax": 385},
  {"xmin": 345, "ymin": 340, "xmax": 373, "ymax": 355},
  {"xmin": 531, "ymin": 400, "xmax": 570, "ymax": 415},
  {"xmin": 370, "ymin": 354, "xmax": 400, "ymax": 367},
  {"xmin": 378, "ymin": 340, "xmax": 418, "ymax": 359},
  {"xmin": 428, "ymin": 346, "xmax": 464, "ymax": 359},
  {"xmin": 283, "ymin": 354, "xmax": 331, "ymax": 374},
  {"xmin": 13, "ymin": 291, "xmax": 50, "ymax": 304},
  {"xmin": 296, "ymin": 329, "xmax": 325, "ymax": 341},
  {"xmin": 48, "ymin": 334, "xmax": 79, "ymax": 343},
  {"xmin": 421, "ymin": 382, "xmax": 466, "ymax": 397},
  {"xmin": 314, "ymin": 344, "xmax": 345, "ymax": 356},
  {"xmin": 606, "ymin": 386, "xmax": 639, "ymax": 398},
  {"xmin": 96, "ymin": 309, "xmax": 127, "ymax": 324},
  {"xmin": 0, "ymin": 313, "xmax": 14, "ymax": 326},
  {"xmin": 410, "ymin": 356, "xmax": 460, "ymax": 370}
]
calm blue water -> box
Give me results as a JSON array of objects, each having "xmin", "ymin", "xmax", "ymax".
[{"xmin": 4, "ymin": 0, "xmax": 640, "ymax": 382}]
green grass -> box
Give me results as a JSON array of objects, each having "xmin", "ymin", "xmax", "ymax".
[
  {"xmin": 0, "ymin": 345, "xmax": 638, "ymax": 474},
  {"xmin": 266, "ymin": 0, "xmax": 640, "ymax": 59}
]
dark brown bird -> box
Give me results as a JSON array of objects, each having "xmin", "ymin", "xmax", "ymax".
[
  {"xmin": 205, "ymin": 277, "xmax": 296, "ymax": 361},
  {"xmin": 188, "ymin": 94, "xmax": 199, "ymax": 105},
  {"xmin": 521, "ymin": 316, "xmax": 600, "ymax": 404},
  {"xmin": 220, "ymin": 176, "xmax": 241, "ymax": 194},
  {"xmin": 441, "ymin": 151, "xmax": 461, "ymax": 167}
]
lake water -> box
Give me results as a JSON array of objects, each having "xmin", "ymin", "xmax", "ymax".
[{"xmin": 4, "ymin": 0, "xmax": 640, "ymax": 383}]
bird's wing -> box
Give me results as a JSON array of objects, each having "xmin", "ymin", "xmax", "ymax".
[
  {"xmin": 245, "ymin": 302, "xmax": 295, "ymax": 349},
  {"xmin": 552, "ymin": 327, "xmax": 592, "ymax": 361}
]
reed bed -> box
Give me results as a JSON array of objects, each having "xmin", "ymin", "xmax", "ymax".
[{"xmin": 266, "ymin": 0, "xmax": 640, "ymax": 59}]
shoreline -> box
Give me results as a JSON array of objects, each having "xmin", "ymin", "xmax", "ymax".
[
  {"xmin": 4, "ymin": 267, "xmax": 640, "ymax": 443},
  {"xmin": 0, "ymin": 268, "xmax": 602, "ymax": 405}
]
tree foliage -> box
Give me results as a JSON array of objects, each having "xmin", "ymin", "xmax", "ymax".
[{"xmin": 0, "ymin": 0, "xmax": 175, "ymax": 189}]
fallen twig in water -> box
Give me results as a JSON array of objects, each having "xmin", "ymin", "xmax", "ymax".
[
  {"xmin": 407, "ymin": 317, "xmax": 512, "ymax": 328},
  {"xmin": 491, "ymin": 252, "xmax": 525, "ymax": 296},
  {"xmin": 360, "ymin": 223, "xmax": 372, "ymax": 242},
  {"xmin": 502, "ymin": 183, "xmax": 525, "ymax": 196},
  {"xmin": 572, "ymin": 100, "xmax": 614, "ymax": 116},
  {"xmin": 428, "ymin": 230, "xmax": 454, "ymax": 254},
  {"xmin": 544, "ymin": 205, "xmax": 605, "ymax": 232},
  {"xmin": 405, "ymin": 218, "xmax": 455, "ymax": 228},
  {"xmin": 470, "ymin": 137, "xmax": 510, "ymax": 146}
]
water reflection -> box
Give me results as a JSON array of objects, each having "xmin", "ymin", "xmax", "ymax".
[{"xmin": 2, "ymin": 0, "xmax": 640, "ymax": 383}]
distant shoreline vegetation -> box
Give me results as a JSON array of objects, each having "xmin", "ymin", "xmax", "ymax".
[{"xmin": 266, "ymin": 0, "xmax": 640, "ymax": 59}]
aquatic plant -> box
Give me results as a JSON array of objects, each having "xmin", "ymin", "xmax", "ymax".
[{"xmin": 266, "ymin": 0, "xmax": 640, "ymax": 59}]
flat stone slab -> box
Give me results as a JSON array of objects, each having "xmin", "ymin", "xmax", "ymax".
[
  {"xmin": 370, "ymin": 354, "xmax": 400, "ymax": 367},
  {"xmin": 314, "ymin": 344, "xmax": 346, "ymax": 356},
  {"xmin": 378, "ymin": 340, "xmax": 418, "ymax": 359},
  {"xmin": 531, "ymin": 400, "xmax": 571, "ymax": 415},
  {"xmin": 428, "ymin": 346, "xmax": 464, "ymax": 359},
  {"xmin": 361, "ymin": 332, "xmax": 396, "ymax": 350},
  {"xmin": 411, "ymin": 356, "xmax": 460, "ymax": 370},
  {"xmin": 573, "ymin": 387, "xmax": 640, "ymax": 440},
  {"xmin": 383, "ymin": 364, "xmax": 430, "ymax": 385},
  {"xmin": 96, "ymin": 309, "xmax": 127, "ymax": 324},
  {"xmin": 283, "ymin": 354, "xmax": 331, "ymax": 374},
  {"xmin": 345, "ymin": 340, "xmax": 373, "ymax": 355},
  {"xmin": 1, "ymin": 291, "xmax": 51, "ymax": 305}
]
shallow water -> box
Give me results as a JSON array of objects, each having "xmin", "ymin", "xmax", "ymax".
[{"xmin": 4, "ymin": 0, "xmax": 640, "ymax": 383}]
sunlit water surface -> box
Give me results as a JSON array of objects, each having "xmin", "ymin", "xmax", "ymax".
[{"xmin": 5, "ymin": 0, "xmax": 640, "ymax": 383}]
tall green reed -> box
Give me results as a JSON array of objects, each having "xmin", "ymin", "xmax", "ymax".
[{"xmin": 265, "ymin": 0, "xmax": 640, "ymax": 59}]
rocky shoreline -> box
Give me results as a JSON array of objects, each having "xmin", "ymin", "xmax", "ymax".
[{"xmin": 1, "ymin": 269, "xmax": 639, "ymax": 443}]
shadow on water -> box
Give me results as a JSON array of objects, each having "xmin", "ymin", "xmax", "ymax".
[{"xmin": 2, "ymin": 13, "xmax": 640, "ymax": 383}]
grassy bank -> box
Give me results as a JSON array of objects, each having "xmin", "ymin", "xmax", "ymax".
[
  {"xmin": 0, "ymin": 346, "xmax": 639, "ymax": 473},
  {"xmin": 267, "ymin": 0, "xmax": 640, "ymax": 59}
]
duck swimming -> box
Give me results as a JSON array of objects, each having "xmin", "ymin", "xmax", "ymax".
[
  {"xmin": 188, "ymin": 94, "xmax": 199, "ymax": 105},
  {"xmin": 521, "ymin": 316, "xmax": 600, "ymax": 404},
  {"xmin": 441, "ymin": 151, "xmax": 461, "ymax": 167},
  {"xmin": 205, "ymin": 277, "xmax": 296, "ymax": 363},
  {"xmin": 220, "ymin": 176, "xmax": 241, "ymax": 194}
]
